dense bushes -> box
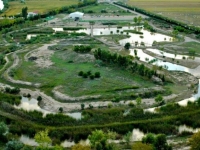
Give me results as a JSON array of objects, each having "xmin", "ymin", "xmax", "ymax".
[
  {"xmin": 78, "ymin": 71, "xmax": 100, "ymax": 79},
  {"xmin": 0, "ymin": 92, "xmax": 21, "ymax": 105},
  {"xmin": 73, "ymin": 45, "xmax": 92, "ymax": 53}
]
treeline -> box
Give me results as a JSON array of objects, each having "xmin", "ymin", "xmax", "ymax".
[
  {"xmin": 0, "ymin": 0, "xmax": 97, "ymax": 31},
  {"xmin": 94, "ymin": 48, "xmax": 165, "ymax": 81},
  {"xmin": 114, "ymin": 2, "xmax": 200, "ymax": 34}
]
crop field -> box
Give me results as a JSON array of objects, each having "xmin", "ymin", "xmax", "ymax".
[
  {"xmin": 2, "ymin": 0, "xmax": 78, "ymax": 16},
  {"xmin": 127, "ymin": 0, "xmax": 200, "ymax": 26},
  {"xmin": 79, "ymin": 3, "xmax": 131, "ymax": 15}
]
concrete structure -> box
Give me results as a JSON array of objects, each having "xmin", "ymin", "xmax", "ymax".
[{"xmin": 69, "ymin": 12, "xmax": 84, "ymax": 20}]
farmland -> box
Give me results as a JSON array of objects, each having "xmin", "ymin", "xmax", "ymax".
[
  {"xmin": 127, "ymin": 0, "xmax": 200, "ymax": 26},
  {"xmin": 1, "ymin": 0, "xmax": 78, "ymax": 16}
]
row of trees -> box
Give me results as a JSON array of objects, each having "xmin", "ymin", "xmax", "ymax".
[{"xmin": 94, "ymin": 48, "xmax": 165, "ymax": 81}]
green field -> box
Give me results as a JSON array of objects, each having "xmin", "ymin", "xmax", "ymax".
[
  {"xmin": 127, "ymin": 0, "xmax": 200, "ymax": 26},
  {"xmin": 14, "ymin": 44, "xmax": 157, "ymax": 99},
  {"xmin": 79, "ymin": 3, "xmax": 131, "ymax": 15},
  {"xmin": 2, "ymin": 0, "xmax": 78, "ymax": 16}
]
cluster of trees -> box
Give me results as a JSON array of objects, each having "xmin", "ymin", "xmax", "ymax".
[
  {"xmin": 5, "ymin": 87, "xmax": 20, "ymax": 94},
  {"xmin": 74, "ymin": 45, "xmax": 92, "ymax": 53},
  {"xmin": 133, "ymin": 16, "xmax": 142, "ymax": 24},
  {"xmin": 114, "ymin": 2, "xmax": 200, "ymax": 34},
  {"xmin": 142, "ymin": 133, "xmax": 172, "ymax": 150},
  {"xmin": 78, "ymin": 71, "xmax": 100, "ymax": 79},
  {"xmin": 94, "ymin": 48, "xmax": 165, "ymax": 81},
  {"xmin": 94, "ymin": 48, "xmax": 131, "ymax": 67}
]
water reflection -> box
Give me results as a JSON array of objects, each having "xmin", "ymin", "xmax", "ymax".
[
  {"xmin": 77, "ymin": 26, "xmax": 171, "ymax": 46},
  {"xmin": 14, "ymin": 97, "xmax": 82, "ymax": 119},
  {"xmin": 0, "ymin": 0, "xmax": 4, "ymax": 10},
  {"xmin": 146, "ymin": 48, "xmax": 190, "ymax": 60},
  {"xmin": 178, "ymin": 125, "xmax": 200, "ymax": 133}
]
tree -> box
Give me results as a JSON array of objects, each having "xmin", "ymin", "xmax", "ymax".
[
  {"xmin": 88, "ymin": 130, "xmax": 107, "ymax": 148},
  {"xmin": 189, "ymin": 131, "xmax": 200, "ymax": 150},
  {"xmin": 132, "ymin": 142, "xmax": 153, "ymax": 150},
  {"xmin": 133, "ymin": 17, "xmax": 138, "ymax": 24},
  {"xmin": 155, "ymin": 94, "xmax": 163, "ymax": 103},
  {"xmin": 0, "ymin": 122, "xmax": 8, "ymax": 136},
  {"xmin": 154, "ymin": 134, "xmax": 167, "ymax": 150},
  {"xmin": 137, "ymin": 16, "xmax": 142, "ymax": 24},
  {"xmin": 72, "ymin": 143, "xmax": 91, "ymax": 150},
  {"xmin": 124, "ymin": 42, "xmax": 131, "ymax": 50},
  {"xmin": 59, "ymin": 107, "xmax": 63, "ymax": 113},
  {"xmin": 22, "ymin": 7, "xmax": 28, "ymax": 19},
  {"xmin": 136, "ymin": 97, "xmax": 142, "ymax": 106},
  {"xmin": 172, "ymin": 30, "xmax": 178, "ymax": 38},
  {"xmin": 37, "ymin": 96, "xmax": 42, "ymax": 102},
  {"xmin": 94, "ymin": 72, "xmax": 100, "ymax": 78},
  {"xmin": 142, "ymin": 133, "xmax": 155, "ymax": 145},
  {"xmin": 134, "ymin": 49, "xmax": 137, "ymax": 56},
  {"xmin": 34, "ymin": 129, "xmax": 52, "ymax": 149},
  {"xmin": 5, "ymin": 140, "xmax": 24, "ymax": 150},
  {"xmin": 81, "ymin": 103, "xmax": 85, "ymax": 110},
  {"xmin": 123, "ymin": 131, "xmax": 132, "ymax": 145}
]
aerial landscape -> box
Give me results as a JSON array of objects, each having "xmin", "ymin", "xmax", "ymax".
[{"xmin": 0, "ymin": 0, "xmax": 200, "ymax": 149}]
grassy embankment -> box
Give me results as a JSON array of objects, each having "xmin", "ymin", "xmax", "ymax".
[
  {"xmin": 1, "ymin": 0, "xmax": 78, "ymax": 16},
  {"xmin": 127, "ymin": 0, "xmax": 200, "ymax": 26}
]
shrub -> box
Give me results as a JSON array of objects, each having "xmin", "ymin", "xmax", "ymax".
[
  {"xmin": 78, "ymin": 71, "xmax": 84, "ymax": 76},
  {"xmin": 83, "ymin": 73, "xmax": 88, "ymax": 78},
  {"xmin": 90, "ymin": 75, "xmax": 95, "ymax": 80},
  {"xmin": 27, "ymin": 93, "xmax": 31, "ymax": 98},
  {"xmin": 37, "ymin": 96, "xmax": 42, "ymax": 102},
  {"xmin": 94, "ymin": 72, "xmax": 100, "ymax": 78}
]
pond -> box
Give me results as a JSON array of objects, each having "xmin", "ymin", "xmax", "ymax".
[
  {"xmin": 77, "ymin": 26, "xmax": 171, "ymax": 46},
  {"xmin": 130, "ymin": 49, "xmax": 191, "ymax": 72},
  {"xmin": 14, "ymin": 97, "xmax": 82, "ymax": 119},
  {"xmin": 28, "ymin": 26, "xmax": 171, "ymax": 47},
  {"xmin": 0, "ymin": 0, "xmax": 4, "ymax": 10}
]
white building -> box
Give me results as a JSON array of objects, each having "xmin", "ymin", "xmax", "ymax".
[{"xmin": 69, "ymin": 12, "xmax": 84, "ymax": 20}]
